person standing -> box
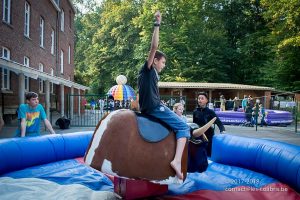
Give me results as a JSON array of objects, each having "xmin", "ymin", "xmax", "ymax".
[
  {"xmin": 233, "ymin": 96, "xmax": 240, "ymax": 111},
  {"xmin": 90, "ymin": 98, "xmax": 96, "ymax": 114},
  {"xmin": 193, "ymin": 92, "xmax": 225, "ymax": 157},
  {"xmin": 16, "ymin": 92, "xmax": 55, "ymax": 137},
  {"xmin": 220, "ymin": 95, "xmax": 226, "ymax": 111},
  {"xmin": 138, "ymin": 11, "xmax": 190, "ymax": 180},
  {"xmin": 242, "ymin": 95, "xmax": 248, "ymax": 112},
  {"xmin": 98, "ymin": 98, "xmax": 105, "ymax": 114}
]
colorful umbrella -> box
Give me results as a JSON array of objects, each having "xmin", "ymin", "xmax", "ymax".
[{"xmin": 108, "ymin": 84, "xmax": 135, "ymax": 101}]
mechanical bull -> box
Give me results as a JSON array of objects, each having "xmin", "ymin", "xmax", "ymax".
[{"xmin": 84, "ymin": 109, "xmax": 216, "ymax": 184}]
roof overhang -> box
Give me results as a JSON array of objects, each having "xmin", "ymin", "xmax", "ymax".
[
  {"xmin": 49, "ymin": 0, "xmax": 76, "ymax": 14},
  {"xmin": 158, "ymin": 82, "xmax": 274, "ymax": 91},
  {"xmin": 49, "ymin": 0, "xmax": 61, "ymax": 12},
  {"xmin": 0, "ymin": 58, "xmax": 89, "ymax": 90}
]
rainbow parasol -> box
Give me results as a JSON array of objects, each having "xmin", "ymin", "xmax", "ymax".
[{"xmin": 108, "ymin": 84, "xmax": 135, "ymax": 101}]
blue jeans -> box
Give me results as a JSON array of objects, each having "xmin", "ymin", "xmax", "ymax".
[{"xmin": 148, "ymin": 104, "xmax": 190, "ymax": 139}]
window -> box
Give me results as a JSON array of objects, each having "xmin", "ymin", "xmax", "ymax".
[
  {"xmin": 2, "ymin": 47, "xmax": 10, "ymax": 60},
  {"xmin": 39, "ymin": 17, "xmax": 44, "ymax": 47},
  {"xmin": 51, "ymin": 29, "xmax": 55, "ymax": 55},
  {"xmin": 50, "ymin": 68, "xmax": 54, "ymax": 93},
  {"xmin": 24, "ymin": 1, "xmax": 30, "ymax": 37},
  {"xmin": 60, "ymin": 50, "xmax": 64, "ymax": 74},
  {"xmin": 24, "ymin": 56, "xmax": 30, "ymax": 67},
  {"xmin": 1, "ymin": 50, "xmax": 10, "ymax": 90},
  {"xmin": 39, "ymin": 63, "xmax": 43, "ymax": 72},
  {"xmin": 38, "ymin": 63, "xmax": 44, "ymax": 93},
  {"xmin": 1, "ymin": 68, "xmax": 10, "ymax": 90},
  {"xmin": 60, "ymin": 9, "xmax": 64, "ymax": 32},
  {"xmin": 68, "ymin": 45, "xmax": 71, "ymax": 64},
  {"xmin": 24, "ymin": 56, "xmax": 30, "ymax": 91},
  {"xmin": 2, "ymin": 0, "xmax": 11, "ymax": 24}
]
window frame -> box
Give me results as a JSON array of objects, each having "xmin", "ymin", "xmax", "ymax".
[
  {"xmin": 1, "ymin": 68, "xmax": 10, "ymax": 90},
  {"xmin": 39, "ymin": 17, "xmax": 45, "ymax": 48},
  {"xmin": 51, "ymin": 29, "xmax": 55, "ymax": 55},
  {"xmin": 2, "ymin": 0, "xmax": 11, "ymax": 24},
  {"xmin": 60, "ymin": 9, "xmax": 64, "ymax": 32},
  {"xmin": 24, "ymin": 1, "xmax": 30, "ymax": 37},
  {"xmin": 68, "ymin": 45, "xmax": 71, "ymax": 64},
  {"xmin": 24, "ymin": 56, "xmax": 30, "ymax": 67},
  {"xmin": 24, "ymin": 56, "xmax": 30, "ymax": 91},
  {"xmin": 60, "ymin": 50, "xmax": 64, "ymax": 74},
  {"xmin": 38, "ymin": 63, "xmax": 44, "ymax": 93},
  {"xmin": 2, "ymin": 47, "xmax": 10, "ymax": 60},
  {"xmin": 50, "ymin": 68, "xmax": 54, "ymax": 93}
]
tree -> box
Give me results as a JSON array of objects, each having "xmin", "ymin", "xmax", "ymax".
[{"xmin": 261, "ymin": 0, "xmax": 300, "ymax": 91}]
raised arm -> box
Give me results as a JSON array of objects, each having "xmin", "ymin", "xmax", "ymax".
[{"xmin": 147, "ymin": 11, "xmax": 161, "ymax": 69}]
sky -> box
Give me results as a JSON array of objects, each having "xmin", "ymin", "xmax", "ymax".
[{"xmin": 74, "ymin": 0, "xmax": 103, "ymax": 14}]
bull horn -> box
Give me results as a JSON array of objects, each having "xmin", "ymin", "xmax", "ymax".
[{"xmin": 192, "ymin": 117, "xmax": 217, "ymax": 138}]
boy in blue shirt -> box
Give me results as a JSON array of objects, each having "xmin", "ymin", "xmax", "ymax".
[{"xmin": 16, "ymin": 92, "xmax": 55, "ymax": 137}]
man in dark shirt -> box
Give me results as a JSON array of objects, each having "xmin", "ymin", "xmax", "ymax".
[
  {"xmin": 193, "ymin": 92, "xmax": 225, "ymax": 157},
  {"xmin": 138, "ymin": 11, "xmax": 190, "ymax": 180}
]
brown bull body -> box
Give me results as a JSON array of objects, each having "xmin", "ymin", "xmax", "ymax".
[{"xmin": 84, "ymin": 109, "xmax": 188, "ymax": 183}]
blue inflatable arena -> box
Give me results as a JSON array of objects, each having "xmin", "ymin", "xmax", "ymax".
[{"xmin": 0, "ymin": 132, "xmax": 299, "ymax": 199}]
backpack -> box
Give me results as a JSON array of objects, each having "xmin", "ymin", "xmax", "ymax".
[{"xmin": 55, "ymin": 117, "xmax": 70, "ymax": 129}]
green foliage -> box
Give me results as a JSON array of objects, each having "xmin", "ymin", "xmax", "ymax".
[
  {"xmin": 73, "ymin": 0, "xmax": 299, "ymax": 94},
  {"xmin": 260, "ymin": 0, "xmax": 300, "ymax": 91}
]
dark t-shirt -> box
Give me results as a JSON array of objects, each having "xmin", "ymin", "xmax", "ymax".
[
  {"xmin": 193, "ymin": 106, "xmax": 225, "ymax": 136},
  {"xmin": 138, "ymin": 61, "xmax": 160, "ymax": 113}
]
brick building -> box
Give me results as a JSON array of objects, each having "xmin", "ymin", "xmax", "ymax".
[{"xmin": 0, "ymin": 0, "xmax": 88, "ymax": 122}]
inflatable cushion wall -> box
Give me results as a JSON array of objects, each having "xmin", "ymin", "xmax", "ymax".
[
  {"xmin": 0, "ymin": 132, "xmax": 93, "ymax": 175},
  {"xmin": 211, "ymin": 134, "xmax": 300, "ymax": 192}
]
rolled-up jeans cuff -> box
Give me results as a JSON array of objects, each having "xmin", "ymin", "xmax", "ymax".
[{"xmin": 176, "ymin": 129, "xmax": 190, "ymax": 140}]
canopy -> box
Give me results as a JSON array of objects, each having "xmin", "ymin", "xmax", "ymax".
[{"xmin": 107, "ymin": 84, "xmax": 135, "ymax": 101}]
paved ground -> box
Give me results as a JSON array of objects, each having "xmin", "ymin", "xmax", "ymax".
[
  {"xmin": 222, "ymin": 125, "xmax": 300, "ymax": 146},
  {"xmin": 1, "ymin": 111, "xmax": 299, "ymax": 146}
]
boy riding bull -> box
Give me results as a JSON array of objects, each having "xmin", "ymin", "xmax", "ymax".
[{"xmin": 138, "ymin": 11, "xmax": 190, "ymax": 180}]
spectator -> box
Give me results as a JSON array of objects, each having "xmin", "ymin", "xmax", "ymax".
[
  {"xmin": 233, "ymin": 96, "xmax": 240, "ymax": 111},
  {"xmin": 248, "ymin": 95, "xmax": 254, "ymax": 108},
  {"xmin": 193, "ymin": 92, "xmax": 225, "ymax": 157},
  {"xmin": 220, "ymin": 95, "xmax": 226, "ymax": 111},
  {"xmin": 180, "ymin": 97, "xmax": 186, "ymax": 107},
  {"xmin": 109, "ymin": 100, "xmax": 115, "ymax": 111},
  {"xmin": 241, "ymin": 95, "xmax": 248, "ymax": 112},
  {"xmin": 130, "ymin": 96, "xmax": 139, "ymax": 111},
  {"xmin": 82, "ymin": 97, "xmax": 87, "ymax": 109},
  {"xmin": 90, "ymin": 98, "xmax": 96, "ymax": 114},
  {"xmin": 98, "ymin": 98, "xmax": 105, "ymax": 114},
  {"xmin": 16, "ymin": 92, "xmax": 55, "ymax": 137},
  {"xmin": 259, "ymin": 103, "xmax": 267, "ymax": 127},
  {"xmin": 173, "ymin": 103, "xmax": 187, "ymax": 123}
]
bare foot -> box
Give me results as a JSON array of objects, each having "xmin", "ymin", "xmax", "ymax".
[{"xmin": 170, "ymin": 160, "xmax": 183, "ymax": 180}]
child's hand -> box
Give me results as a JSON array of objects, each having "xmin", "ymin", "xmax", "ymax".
[{"xmin": 155, "ymin": 11, "xmax": 161, "ymax": 24}]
